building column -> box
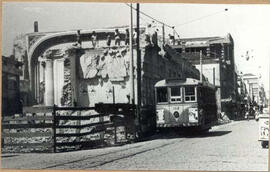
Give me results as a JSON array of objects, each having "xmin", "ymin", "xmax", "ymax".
[
  {"xmin": 67, "ymin": 48, "xmax": 82, "ymax": 106},
  {"xmin": 44, "ymin": 59, "xmax": 54, "ymax": 106},
  {"xmin": 53, "ymin": 58, "xmax": 64, "ymax": 106}
]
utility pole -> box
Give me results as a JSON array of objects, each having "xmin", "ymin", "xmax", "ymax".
[
  {"xmin": 129, "ymin": 3, "xmax": 135, "ymax": 106},
  {"xmin": 162, "ymin": 24, "xmax": 165, "ymax": 46},
  {"xmin": 200, "ymin": 50, "xmax": 203, "ymax": 82},
  {"xmin": 213, "ymin": 67, "xmax": 216, "ymax": 87},
  {"xmin": 136, "ymin": 3, "xmax": 141, "ymax": 136}
]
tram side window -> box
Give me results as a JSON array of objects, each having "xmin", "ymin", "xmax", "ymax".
[
  {"xmin": 170, "ymin": 86, "xmax": 182, "ymax": 103},
  {"xmin": 157, "ymin": 87, "xmax": 168, "ymax": 103},
  {"xmin": 184, "ymin": 86, "xmax": 196, "ymax": 102}
]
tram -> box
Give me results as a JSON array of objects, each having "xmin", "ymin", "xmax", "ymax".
[{"xmin": 155, "ymin": 78, "xmax": 217, "ymax": 131}]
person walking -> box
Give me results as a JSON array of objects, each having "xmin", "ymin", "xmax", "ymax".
[
  {"xmin": 107, "ymin": 35, "xmax": 112, "ymax": 47},
  {"xmin": 115, "ymin": 29, "xmax": 121, "ymax": 46},
  {"xmin": 91, "ymin": 31, "xmax": 98, "ymax": 48},
  {"xmin": 125, "ymin": 28, "xmax": 129, "ymax": 46},
  {"xmin": 73, "ymin": 30, "xmax": 82, "ymax": 48}
]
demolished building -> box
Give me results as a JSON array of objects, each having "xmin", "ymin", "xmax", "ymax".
[{"xmin": 14, "ymin": 27, "xmax": 201, "ymax": 107}]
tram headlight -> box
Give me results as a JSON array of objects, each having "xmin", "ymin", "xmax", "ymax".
[
  {"xmin": 188, "ymin": 108, "xmax": 198, "ymax": 123},
  {"xmin": 156, "ymin": 109, "xmax": 165, "ymax": 123},
  {"xmin": 173, "ymin": 111, "xmax": 180, "ymax": 118}
]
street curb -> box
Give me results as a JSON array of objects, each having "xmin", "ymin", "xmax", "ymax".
[{"xmin": 216, "ymin": 120, "xmax": 231, "ymax": 126}]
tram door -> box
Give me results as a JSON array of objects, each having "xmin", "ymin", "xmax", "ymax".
[
  {"xmin": 156, "ymin": 87, "xmax": 169, "ymax": 125},
  {"xmin": 168, "ymin": 86, "xmax": 184, "ymax": 125}
]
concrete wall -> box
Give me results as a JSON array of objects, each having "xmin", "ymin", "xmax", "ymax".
[
  {"xmin": 195, "ymin": 63, "xmax": 220, "ymax": 87},
  {"xmin": 76, "ymin": 47, "xmax": 136, "ymax": 107}
]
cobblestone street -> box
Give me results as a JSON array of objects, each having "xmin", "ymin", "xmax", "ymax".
[{"xmin": 2, "ymin": 119, "xmax": 268, "ymax": 171}]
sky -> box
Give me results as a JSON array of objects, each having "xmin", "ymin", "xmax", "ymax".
[{"xmin": 2, "ymin": 2, "xmax": 270, "ymax": 95}]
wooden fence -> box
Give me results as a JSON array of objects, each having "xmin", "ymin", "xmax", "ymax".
[
  {"xmin": 2, "ymin": 105, "xmax": 134, "ymax": 153},
  {"xmin": 2, "ymin": 106, "xmax": 54, "ymax": 152}
]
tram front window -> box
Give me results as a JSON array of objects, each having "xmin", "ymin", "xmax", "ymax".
[
  {"xmin": 170, "ymin": 86, "xmax": 182, "ymax": 102},
  {"xmin": 157, "ymin": 87, "xmax": 168, "ymax": 103},
  {"xmin": 185, "ymin": 86, "xmax": 196, "ymax": 102}
]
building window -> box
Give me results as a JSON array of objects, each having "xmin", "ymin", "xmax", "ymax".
[{"xmin": 252, "ymin": 88, "xmax": 258, "ymax": 95}]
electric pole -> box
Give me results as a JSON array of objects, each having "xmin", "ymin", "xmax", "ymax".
[
  {"xmin": 136, "ymin": 3, "xmax": 141, "ymax": 136},
  {"xmin": 129, "ymin": 3, "xmax": 135, "ymax": 105}
]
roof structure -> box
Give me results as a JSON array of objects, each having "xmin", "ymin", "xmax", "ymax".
[
  {"xmin": 172, "ymin": 33, "xmax": 233, "ymax": 48},
  {"xmin": 155, "ymin": 78, "xmax": 214, "ymax": 89}
]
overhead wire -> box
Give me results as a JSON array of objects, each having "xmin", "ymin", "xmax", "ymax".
[
  {"xmin": 124, "ymin": 3, "xmax": 229, "ymax": 40},
  {"xmin": 125, "ymin": 3, "xmax": 173, "ymax": 28},
  {"xmin": 125, "ymin": 3, "xmax": 181, "ymax": 39},
  {"xmin": 175, "ymin": 8, "xmax": 229, "ymax": 27}
]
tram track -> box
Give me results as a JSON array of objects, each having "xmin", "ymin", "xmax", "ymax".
[{"xmin": 42, "ymin": 138, "xmax": 182, "ymax": 169}]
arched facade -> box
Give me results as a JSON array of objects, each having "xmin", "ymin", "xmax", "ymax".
[{"xmin": 25, "ymin": 29, "xmax": 127, "ymax": 106}]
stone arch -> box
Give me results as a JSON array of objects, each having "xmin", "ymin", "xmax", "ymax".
[
  {"xmin": 28, "ymin": 31, "xmax": 77, "ymax": 104},
  {"xmin": 27, "ymin": 29, "xmax": 118, "ymax": 104}
]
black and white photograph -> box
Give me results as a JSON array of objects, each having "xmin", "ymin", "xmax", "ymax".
[{"xmin": 1, "ymin": 1, "xmax": 269, "ymax": 171}]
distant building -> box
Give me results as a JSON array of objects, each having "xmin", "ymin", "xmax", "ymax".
[
  {"xmin": 237, "ymin": 73, "xmax": 248, "ymax": 103},
  {"xmin": 242, "ymin": 73, "xmax": 267, "ymax": 107},
  {"xmin": 170, "ymin": 34, "xmax": 238, "ymax": 119},
  {"xmin": 236, "ymin": 72, "xmax": 249, "ymax": 118}
]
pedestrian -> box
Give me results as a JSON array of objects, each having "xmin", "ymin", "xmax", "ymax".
[
  {"xmin": 151, "ymin": 28, "xmax": 158, "ymax": 46},
  {"xmin": 248, "ymin": 105, "xmax": 255, "ymax": 120},
  {"xmin": 91, "ymin": 31, "xmax": 98, "ymax": 48},
  {"xmin": 125, "ymin": 28, "xmax": 129, "ymax": 46},
  {"xmin": 107, "ymin": 35, "xmax": 112, "ymax": 47},
  {"xmin": 169, "ymin": 34, "xmax": 175, "ymax": 45},
  {"xmin": 260, "ymin": 105, "xmax": 263, "ymax": 113},
  {"xmin": 145, "ymin": 23, "xmax": 152, "ymax": 46},
  {"xmin": 74, "ymin": 30, "xmax": 82, "ymax": 47},
  {"xmin": 115, "ymin": 29, "xmax": 121, "ymax": 46},
  {"xmin": 133, "ymin": 28, "xmax": 138, "ymax": 44}
]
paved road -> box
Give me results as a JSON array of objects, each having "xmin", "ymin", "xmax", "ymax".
[{"xmin": 1, "ymin": 120, "xmax": 268, "ymax": 171}]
